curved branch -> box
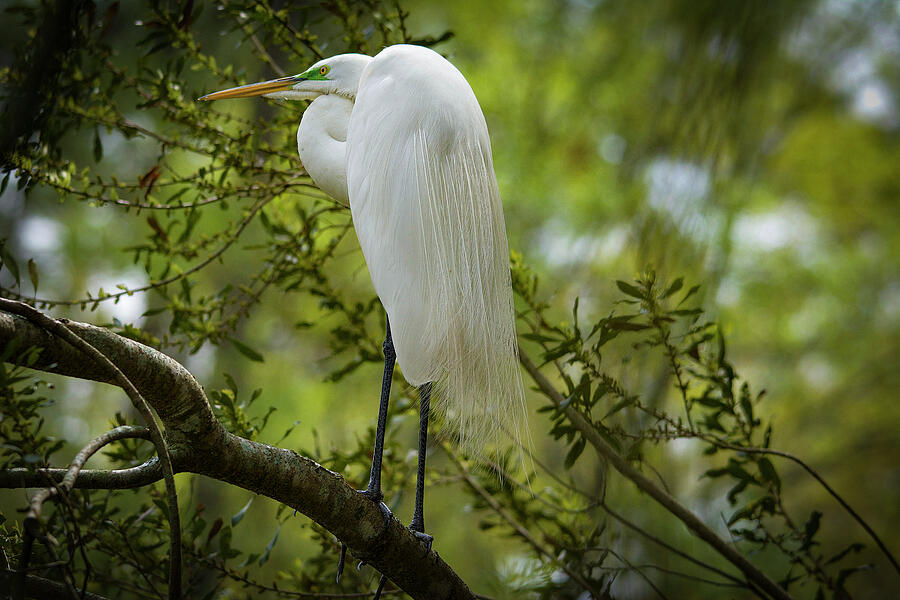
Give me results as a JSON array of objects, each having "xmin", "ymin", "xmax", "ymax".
[
  {"xmin": 0, "ymin": 310, "xmax": 475, "ymax": 600},
  {"xmin": 0, "ymin": 298, "xmax": 182, "ymax": 599},
  {"xmin": 1, "ymin": 460, "xmax": 163, "ymax": 489},
  {"xmin": 518, "ymin": 349, "xmax": 792, "ymax": 600},
  {"xmin": 25, "ymin": 426, "xmax": 151, "ymax": 532}
]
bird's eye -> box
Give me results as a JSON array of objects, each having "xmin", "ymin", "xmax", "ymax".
[{"xmin": 319, "ymin": 66, "xmax": 329, "ymax": 76}]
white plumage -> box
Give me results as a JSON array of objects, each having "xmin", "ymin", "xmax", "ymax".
[
  {"xmin": 201, "ymin": 44, "xmax": 526, "ymax": 458},
  {"xmin": 345, "ymin": 45, "xmax": 525, "ymax": 455}
]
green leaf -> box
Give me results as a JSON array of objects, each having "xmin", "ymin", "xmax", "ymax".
[
  {"xmin": 231, "ymin": 498, "xmax": 253, "ymax": 526},
  {"xmin": 258, "ymin": 524, "xmax": 281, "ymax": 566},
  {"xmin": 661, "ymin": 277, "xmax": 683, "ymax": 298},
  {"xmin": 616, "ymin": 280, "xmax": 644, "ymax": 299},
  {"xmin": 93, "ymin": 127, "xmax": 103, "ymax": 162},
  {"xmin": 679, "ymin": 285, "xmax": 701, "ymax": 306},
  {"xmin": 0, "ymin": 172, "xmax": 10, "ymax": 196},
  {"xmin": 602, "ymin": 396, "xmax": 632, "ymax": 419},
  {"xmin": 801, "ymin": 510, "xmax": 822, "ymax": 551},
  {"xmin": 825, "ymin": 543, "xmax": 864, "ymax": 565},
  {"xmin": 757, "ymin": 457, "xmax": 780, "ymax": 492},
  {"xmin": 0, "ymin": 241, "xmax": 20, "ymax": 286},
  {"xmin": 604, "ymin": 316, "xmax": 648, "ymax": 331},
  {"xmin": 230, "ymin": 338, "xmax": 264, "ymax": 362},
  {"xmin": 27, "ymin": 258, "xmax": 38, "ymax": 293},
  {"xmin": 564, "ymin": 436, "xmax": 586, "ymax": 469}
]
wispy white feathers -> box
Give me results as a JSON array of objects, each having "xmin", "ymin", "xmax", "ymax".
[{"xmin": 344, "ymin": 45, "xmax": 528, "ymax": 458}]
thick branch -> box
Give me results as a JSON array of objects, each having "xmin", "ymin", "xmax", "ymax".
[
  {"xmin": 1, "ymin": 460, "xmax": 163, "ymax": 489},
  {"xmin": 518, "ymin": 349, "xmax": 792, "ymax": 600},
  {"xmin": 0, "ymin": 311, "xmax": 474, "ymax": 600}
]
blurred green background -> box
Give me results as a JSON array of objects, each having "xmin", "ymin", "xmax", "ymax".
[{"xmin": 1, "ymin": 0, "xmax": 898, "ymax": 598}]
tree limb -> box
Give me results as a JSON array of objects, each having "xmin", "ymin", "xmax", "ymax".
[
  {"xmin": 0, "ymin": 298, "xmax": 182, "ymax": 599},
  {"xmin": 24, "ymin": 426, "xmax": 150, "ymax": 534},
  {"xmin": 0, "ymin": 310, "xmax": 475, "ymax": 600},
  {"xmin": 1, "ymin": 460, "xmax": 164, "ymax": 489}
]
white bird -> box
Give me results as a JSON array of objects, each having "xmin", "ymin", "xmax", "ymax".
[{"xmin": 200, "ymin": 44, "xmax": 526, "ymax": 585}]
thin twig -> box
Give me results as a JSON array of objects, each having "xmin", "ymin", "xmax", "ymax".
[
  {"xmin": 1, "ymin": 195, "xmax": 273, "ymax": 308},
  {"xmin": 25, "ymin": 426, "xmax": 150, "ymax": 529},
  {"xmin": 697, "ymin": 436, "xmax": 899, "ymax": 574},
  {"xmin": 1, "ymin": 570, "xmax": 110, "ymax": 600},
  {"xmin": 604, "ymin": 547, "xmax": 670, "ymax": 600},
  {"xmin": 599, "ymin": 502, "xmax": 746, "ymax": 586},
  {"xmin": 445, "ymin": 445, "xmax": 604, "ymax": 597},
  {"xmin": 519, "ymin": 348, "xmax": 792, "ymax": 600}
]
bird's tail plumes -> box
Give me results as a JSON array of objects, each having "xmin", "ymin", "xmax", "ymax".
[{"xmin": 412, "ymin": 130, "xmax": 529, "ymax": 462}]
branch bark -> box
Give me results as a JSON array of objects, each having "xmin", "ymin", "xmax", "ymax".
[{"xmin": 0, "ymin": 311, "xmax": 474, "ymax": 600}]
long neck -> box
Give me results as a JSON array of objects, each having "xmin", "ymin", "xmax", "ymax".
[{"xmin": 297, "ymin": 95, "xmax": 354, "ymax": 204}]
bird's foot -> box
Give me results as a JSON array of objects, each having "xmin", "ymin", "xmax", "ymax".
[
  {"xmin": 410, "ymin": 528, "xmax": 433, "ymax": 552},
  {"xmin": 336, "ymin": 488, "xmax": 393, "ymax": 584}
]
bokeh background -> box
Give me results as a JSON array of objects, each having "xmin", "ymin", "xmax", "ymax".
[{"xmin": 1, "ymin": 0, "xmax": 898, "ymax": 598}]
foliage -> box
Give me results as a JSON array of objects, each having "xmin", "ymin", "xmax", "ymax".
[{"xmin": 0, "ymin": 342, "xmax": 62, "ymax": 469}]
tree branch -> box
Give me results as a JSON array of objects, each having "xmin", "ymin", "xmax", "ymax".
[
  {"xmin": 0, "ymin": 310, "xmax": 475, "ymax": 600},
  {"xmin": 518, "ymin": 349, "xmax": 792, "ymax": 600},
  {"xmin": 24, "ymin": 426, "xmax": 151, "ymax": 533},
  {"xmin": 0, "ymin": 298, "xmax": 183, "ymax": 599},
  {"xmin": 1, "ymin": 570, "xmax": 109, "ymax": 600},
  {"xmin": 0, "ymin": 460, "xmax": 163, "ymax": 489}
]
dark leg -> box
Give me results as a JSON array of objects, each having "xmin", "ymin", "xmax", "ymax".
[
  {"xmin": 372, "ymin": 575, "xmax": 387, "ymax": 600},
  {"xmin": 364, "ymin": 315, "xmax": 396, "ymax": 501},
  {"xmin": 337, "ymin": 315, "xmax": 396, "ymax": 584},
  {"xmin": 409, "ymin": 383, "xmax": 433, "ymax": 548}
]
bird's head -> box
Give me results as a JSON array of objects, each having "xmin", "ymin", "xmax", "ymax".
[{"xmin": 199, "ymin": 53, "xmax": 372, "ymax": 103}]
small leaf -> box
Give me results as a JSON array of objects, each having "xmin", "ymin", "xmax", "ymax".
[
  {"xmin": 616, "ymin": 280, "xmax": 644, "ymax": 299},
  {"xmin": 27, "ymin": 258, "xmax": 38, "ymax": 293},
  {"xmin": 825, "ymin": 543, "xmax": 865, "ymax": 565},
  {"xmin": 206, "ymin": 518, "xmax": 223, "ymax": 544},
  {"xmin": 230, "ymin": 338, "xmax": 264, "ymax": 362},
  {"xmin": 258, "ymin": 524, "xmax": 281, "ymax": 566},
  {"xmin": 0, "ymin": 241, "xmax": 20, "ymax": 285},
  {"xmin": 679, "ymin": 285, "xmax": 701, "ymax": 306},
  {"xmin": 757, "ymin": 457, "xmax": 781, "ymax": 492},
  {"xmin": 801, "ymin": 510, "xmax": 822, "ymax": 550},
  {"xmin": 93, "ymin": 128, "xmax": 103, "ymax": 162},
  {"xmin": 661, "ymin": 277, "xmax": 683, "ymax": 298},
  {"xmin": 231, "ymin": 498, "xmax": 253, "ymax": 526},
  {"xmin": 564, "ymin": 436, "xmax": 586, "ymax": 469}
]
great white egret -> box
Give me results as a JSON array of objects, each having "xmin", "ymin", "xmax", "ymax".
[{"xmin": 201, "ymin": 44, "xmax": 526, "ymax": 592}]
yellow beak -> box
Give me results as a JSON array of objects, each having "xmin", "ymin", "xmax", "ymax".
[{"xmin": 198, "ymin": 76, "xmax": 301, "ymax": 101}]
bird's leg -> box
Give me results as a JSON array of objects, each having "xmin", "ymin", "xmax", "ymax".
[
  {"xmin": 409, "ymin": 382, "xmax": 434, "ymax": 549},
  {"xmin": 338, "ymin": 316, "xmax": 395, "ymax": 584},
  {"xmin": 372, "ymin": 575, "xmax": 388, "ymax": 600},
  {"xmin": 363, "ymin": 316, "xmax": 395, "ymax": 502},
  {"xmin": 366, "ymin": 384, "xmax": 432, "ymax": 598}
]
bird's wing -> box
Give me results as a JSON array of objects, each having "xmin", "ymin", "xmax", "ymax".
[{"xmin": 346, "ymin": 45, "xmax": 526, "ymax": 456}]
